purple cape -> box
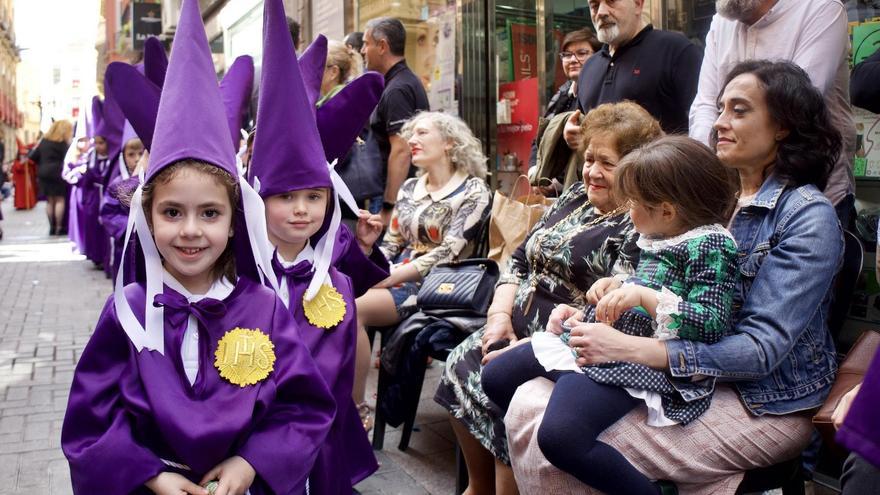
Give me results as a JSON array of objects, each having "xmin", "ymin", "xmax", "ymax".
[
  {"xmin": 837, "ymin": 348, "xmax": 880, "ymax": 468},
  {"xmin": 271, "ymin": 261, "xmax": 378, "ymax": 491},
  {"xmin": 61, "ymin": 278, "xmax": 335, "ymax": 494}
]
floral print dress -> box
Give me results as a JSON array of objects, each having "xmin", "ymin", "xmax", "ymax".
[{"xmin": 433, "ymin": 182, "xmax": 639, "ymax": 463}]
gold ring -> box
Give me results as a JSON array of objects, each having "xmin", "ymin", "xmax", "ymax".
[{"xmin": 574, "ymin": 346, "xmax": 582, "ymax": 354}]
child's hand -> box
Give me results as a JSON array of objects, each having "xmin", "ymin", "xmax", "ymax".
[
  {"xmin": 199, "ymin": 456, "xmax": 256, "ymax": 495},
  {"xmin": 547, "ymin": 304, "xmax": 583, "ymax": 335},
  {"xmin": 585, "ymin": 277, "xmax": 622, "ymax": 305},
  {"xmin": 594, "ymin": 285, "xmax": 648, "ymax": 324},
  {"xmin": 356, "ymin": 209, "xmax": 384, "ymax": 253},
  {"xmin": 145, "ymin": 472, "xmax": 208, "ymax": 495}
]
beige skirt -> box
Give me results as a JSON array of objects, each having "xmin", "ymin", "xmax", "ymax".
[{"xmin": 505, "ymin": 378, "xmax": 813, "ymax": 495}]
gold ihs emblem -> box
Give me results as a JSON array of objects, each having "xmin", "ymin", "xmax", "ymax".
[
  {"xmin": 214, "ymin": 328, "xmax": 276, "ymax": 387},
  {"xmin": 302, "ymin": 284, "xmax": 347, "ymax": 329}
]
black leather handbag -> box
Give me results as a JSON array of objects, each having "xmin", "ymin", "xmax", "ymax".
[{"xmin": 417, "ymin": 258, "xmax": 500, "ymax": 314}]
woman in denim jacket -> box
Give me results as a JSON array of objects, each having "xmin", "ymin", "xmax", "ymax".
[{"xmin": 501, "ymin": 60, "xmax": 845, "ymax": 494}]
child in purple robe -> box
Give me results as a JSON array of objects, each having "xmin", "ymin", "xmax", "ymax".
[
  {"xmin": 99, "ymin": 135, "xmax": 144, "ymax": 280},
  {"xmin": 246, "ymin": 4, "xmax": 386, "ymax": 493},
  {"xmin": 61, "ymin": 1, "xmax": 335, "ymax": 494}
]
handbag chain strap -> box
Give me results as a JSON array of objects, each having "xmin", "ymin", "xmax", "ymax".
[{"xmin": 521, "ymin": 200, "xmax": 627, "ymax": 314}]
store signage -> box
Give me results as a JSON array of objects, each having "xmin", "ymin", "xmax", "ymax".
[{"xmin": 133, "ymin": 1, "xmax": 163, "ymax": 50}]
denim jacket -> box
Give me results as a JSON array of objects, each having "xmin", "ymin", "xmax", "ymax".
[{"xmin": 666, "ymin": 173, "xmax": 843, "ymax": 416}]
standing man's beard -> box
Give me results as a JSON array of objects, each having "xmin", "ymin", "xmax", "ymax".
[
  {"xmin": 715, "ymin": 0, "xmax": 766, "ymax": 22},
  {"xmin": 593, "ymin": 14, "xmax": 621, "ymax": 45}
]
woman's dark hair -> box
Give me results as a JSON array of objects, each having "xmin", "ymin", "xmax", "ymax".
[
  {"xmin": 561, "ymin": 28, "xmax": 601, "ymax": 54},
  {"xmin": 714, "ymin": 60, "xmax": 841, "ymax": 190},
  {"xmin": 617, "ymin": 135, "xmax": 740, "ymax": 229}
]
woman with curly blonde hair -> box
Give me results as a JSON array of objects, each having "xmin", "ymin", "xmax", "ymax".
[
  {"xmin": 29, "ymin": 120, "xmax": 74, "ymax": 235},
  {"xmin": 352, "ymin": 111, "xmax": 491, "ymax": 429}
]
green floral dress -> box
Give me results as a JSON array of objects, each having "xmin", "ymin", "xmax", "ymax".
[{"xmin": 433, "ymin": 182, "xmax": 639, "ymax": 463}]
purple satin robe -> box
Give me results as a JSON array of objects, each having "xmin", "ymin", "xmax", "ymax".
[
  {"xmin": 63, "ymin": 157, "xmax": 88, "ymax": 253},
  {"xmin": 61, "ymin": 278, "xmax": 336, "ymax": 494},
  {"xmin": 273, "ymin": 261, "xmax": 378, "ymax": 493},
  {"xmin": 98, "ymin": 177, "xmax": 133, "ymax": 281},
  {"xmin": 78, "ymin": 151, "xmax": 113, "ymax": 264},
  {"xmin": 837, "ymin": 347, "xmax": 880, "ymax": 468}
]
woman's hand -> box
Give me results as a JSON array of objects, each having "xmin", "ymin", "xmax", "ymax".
[
  {"xmin": 482, "ymin": 337, "xmax": 532, "ymax": 365},
  {"xmin": 356, "ymin": 209, "xmax": 384, "ymax": 253},
  {"xmin": 547, "ymin": 304, "xmax": 583, "ymax": 335},
  {"xmin": 199, "ymin": 456, "xmax": 256, "ymax": 495},
  {"xmin": 481, "ymin": 313, "xmax": 517, "ymax": 356},
  {"xmin": 594, "ymin": 285, "xmax": 649, "ymax": 323},
  {"xmin": 586, "ymin": 277, "xmax": 622, "ymax": 305},
  {"xmin": 832, "ymin": 383, "xmax": 862, "ymax": 430},
  {"xmin": 145, "ymin": 472, "xmax": 208, "ymax": 495},
  {"xmin": 567, "ymin": 322, "xmax": 668, "ymax": 369}
]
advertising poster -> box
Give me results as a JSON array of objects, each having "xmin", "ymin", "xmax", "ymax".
[
  {"xmin": 508, "ymin": 22, "xmax": 538, "ymax": 81},
  {"xmin": 497, "ymin": 78, "xmax": 539, "ymax": 177}
]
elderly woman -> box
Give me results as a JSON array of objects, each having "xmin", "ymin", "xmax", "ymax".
[
  {"xmin": 505, "ymin": 60, "xmax": 844, "ymax": 494},
  {"xmin": 434, "ymin": 101, "xmax": 663, "ymax": 494},
  {"xmin": 355, "ymin": 111, "xmax": 492, "ymax": 429}
]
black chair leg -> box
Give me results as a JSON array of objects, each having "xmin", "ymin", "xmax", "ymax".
[
  {"xmin": 371, "ymin": 363, "xmax": 388, "ymax": 450},
  {"xmin": 398, "ymin": 354, "xmax": 429, "ymax": 451}
]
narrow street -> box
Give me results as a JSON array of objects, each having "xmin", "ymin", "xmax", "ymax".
[{"xmin": 0, "ymin": 197, "xmax": 457, "ymax": 494}]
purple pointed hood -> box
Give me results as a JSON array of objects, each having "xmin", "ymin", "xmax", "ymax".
[
  {"xmin": 90, "ymin": 96, "xmax": 103, "ymax": 139},
  {"xmin": 219, "ymin": 55, "xmax": 254, "ymax": 153},
  {"xmin": 143, "ymin": 36, "xmax": 168, "ymax": 88},
  {"xmin": 316, "ymin": 72, "xmax": 384, "ymax": 162},
  {"xmin": 105, "ymin": 62, "xmax": 161, "ymax": 151},
  {"xmin": 95, "ymin": 81, "xmax": 126, "ymax": 158},
  {"xmin": 85, "ymin": 98, "xmax": 95, "ymax": 138},
  {"xmin": 248, "ymin": 0, "xmax": 328, "ymax": 197},
  {"xmin": 298, "ymin": 35, "xmax": 328, "ymax": 112},
  {"xmin": 146, "ymin": 0, "xmax": 236, "ymax": 181}
]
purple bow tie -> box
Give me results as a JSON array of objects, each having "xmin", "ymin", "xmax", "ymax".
[
  {"xmin": 153, "ymin": 291, "xmax": 227, "ymax": 331},
  {"xmin": 271, "ymin": 254, "xmax": 313, "ymax": 280}
]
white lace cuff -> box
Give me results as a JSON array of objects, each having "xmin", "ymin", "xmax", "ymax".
[{"xmin": 654, "ymin": 286, "xmax": 682, "ymax": 341}]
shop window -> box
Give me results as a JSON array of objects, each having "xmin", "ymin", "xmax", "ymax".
[{"xmin": 358, "ymin": 0, "xmax": 458, "ymax": 114}]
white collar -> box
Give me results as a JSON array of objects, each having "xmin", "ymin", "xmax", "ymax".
[
  {"xmin": 276, "ymin": 243, "xmax": 315, "ymax": 268},
  {"xmin": 412, "ymin": 169, "xmax": 468, "ymax": 201},
  {"xmin": 636, "ymin": 224, "xmax": 736, "ymax": 252},
  {"xmin": 163, "ymin": 270, "xmax": 236, "ymax": 302}
]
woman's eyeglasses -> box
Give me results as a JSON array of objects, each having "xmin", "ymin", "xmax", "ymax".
[{"xmin": 559, "ymin": 49, "xmax": 592, "ymax": 61}]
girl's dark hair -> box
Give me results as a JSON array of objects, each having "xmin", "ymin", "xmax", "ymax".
[
  {"xmin": 616, "ymin": 135, "xmax": 740, "ymax": 229},
  {"xmin": 140, "ymin": 160, "xmax": 240, "ymax": 283},
  {"xmin": 713, "ymin": 60, "xmax": 841, "ymax": 190}
]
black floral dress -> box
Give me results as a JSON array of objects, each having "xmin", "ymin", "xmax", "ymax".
[{"xmin": 433, "ymin": 182, "xmax": 639, "ymax": 463}]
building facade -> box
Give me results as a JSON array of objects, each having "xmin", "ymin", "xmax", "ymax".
[{"xmin": 0, "ymin": 0, "xmax": 20, "ymax": 162}]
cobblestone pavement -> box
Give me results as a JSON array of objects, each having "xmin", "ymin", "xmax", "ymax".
[{"xmin": 0, "ymin": 197, "xmax": 456, "ymax": 495}]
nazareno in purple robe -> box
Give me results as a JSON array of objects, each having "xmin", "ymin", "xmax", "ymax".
[
  {"xmin": 62, "ymin": 155, "xmax": 87, "ymax": 253},
  {"xmin": 77, "ymin": 150, "xmax": 114, "ymax": 264},
  {"xmin": 837, "ymin": 347, "xmax": 880, "ymax": 468},
  {"xmin": 99, "ymin": 175, "xmax": 138, "ymax": 282},
  {"xmin": 272, "ymin": 258, "xmax": 379, "ymax": 493},
  {"xmin": 61, "ymin": 278, "xmax": 336, "ymax": 494}
]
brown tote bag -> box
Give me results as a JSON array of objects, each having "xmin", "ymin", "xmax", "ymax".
[{"xmin": 488, "ymin": 175, "xmax": 551, "ymax": 266}]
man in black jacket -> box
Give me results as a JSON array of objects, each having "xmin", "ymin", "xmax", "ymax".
[{"xmin": 563, "ymin": 0, "xmax": 702, "ymax": 148}]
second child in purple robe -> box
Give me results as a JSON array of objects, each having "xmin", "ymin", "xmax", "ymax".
[
  {"xmin": 100, "ymin": 134, "xmax": 144, "ymax": 280},
  {"xmin": 247, "ymin": 2, "xmax": 387, "ymax": 492}
]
